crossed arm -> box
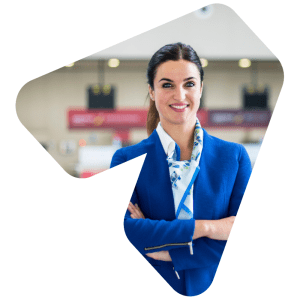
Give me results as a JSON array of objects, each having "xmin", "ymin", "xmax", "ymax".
[
  {"xmin": 128, "ymin": 202, "xmax": 235, "ymax": 261},
  {"xmin": 114, "ymin": 144, "xmax": 251, "ymax": 268}
]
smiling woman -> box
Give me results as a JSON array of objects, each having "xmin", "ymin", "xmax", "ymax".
[
  {"xmin": 148, "ymin": 59, "xmax": 203, "ymax": 160},
  {"xmin": 110, "ymin": 43, "xmax": 252, "ymax": 296}
]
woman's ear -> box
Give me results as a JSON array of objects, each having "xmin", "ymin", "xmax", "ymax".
[
  {"xmin": 148, "ymin": 84, "xmax": 155, "ymax": 101},
  {"xmin": 200, "ymin": 82, "xmax": 204, "ymax": 98}
]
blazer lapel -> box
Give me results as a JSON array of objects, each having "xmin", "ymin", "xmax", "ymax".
[{"xmin": 144, "ymin": 130, "xmax": 176, "ymax": 220}]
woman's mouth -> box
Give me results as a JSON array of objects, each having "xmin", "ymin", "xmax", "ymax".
[{"xmin": 169, "ymin": 104, "xmax": 189, "ymax": 112}]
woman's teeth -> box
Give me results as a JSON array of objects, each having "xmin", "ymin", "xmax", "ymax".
[{"xmin": 170, "ymin": 105, "xmax": 188, "ymax": 109}]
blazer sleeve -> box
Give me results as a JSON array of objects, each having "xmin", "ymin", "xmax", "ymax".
[
  {"xmin": 169, "ymin": 144, "xmax": 252, "ymax": 272},
  {"xmin": 110, "ymin": 149, "xmax": 196, "ymax": 256}
]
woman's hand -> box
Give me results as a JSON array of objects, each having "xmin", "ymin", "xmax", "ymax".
[
  {"xmin": 128, "ymin": 202, "xmax": 145, "ymax": 219},
  {"xmin": 146, "ymin": 251, "xmax": 172, "ymax": 261},
  {"xmin": 127, "ymin": 203, "xmax": 171, "ymax": 261}
]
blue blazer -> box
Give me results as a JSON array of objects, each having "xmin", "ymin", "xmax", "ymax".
[{"xmin": 110, "ymin": 128, "xmax": 252, "ymax": 296}]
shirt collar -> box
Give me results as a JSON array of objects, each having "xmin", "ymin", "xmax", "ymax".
[{"xmin": 156, "ymin": 122, "xmax": 176, "ymax": 157}]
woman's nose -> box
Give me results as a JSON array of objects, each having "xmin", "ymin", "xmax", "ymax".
[{"xmin": 173, "ymin": 86, "xmax": 186, "ymax": 101}]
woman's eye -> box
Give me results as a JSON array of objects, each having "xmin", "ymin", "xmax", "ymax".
[
  {"xmin": 186, "ymin": 81, "xmax": 195, "ymax": 87},
  {"xmin": 162, "ymin": 82, "xmax": 195, "ymax": 88},
  {"xmin": 162, "ymin": 83, "xmax": 172, "ymax": 88}
]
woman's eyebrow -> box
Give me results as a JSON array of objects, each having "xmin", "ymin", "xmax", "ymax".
[{"xmin": 158, "ymin": 77, "xmax": 196, "ymax": 82}]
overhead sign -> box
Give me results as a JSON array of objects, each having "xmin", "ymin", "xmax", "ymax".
[
  {"xmin": 68, "ymin": 108, "xmax": 147, "ymax": 129},
  {"xmin": 68, "ymin": 108, "xmax": 271, "ymax": 129},
  {"xmin": 207, "ymin": 110, "xmax": 271, "ymax": 127},
  {"xmin": 68, "ymin": 108, "xmax": 208, "ymax": 129}
]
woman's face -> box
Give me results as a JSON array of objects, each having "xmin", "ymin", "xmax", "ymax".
[{"xmin": 149, "ymin": 59, "xmax": 203, "ymax": 129}]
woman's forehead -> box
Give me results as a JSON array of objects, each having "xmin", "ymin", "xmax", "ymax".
[{"xmin": 155, "ymin": 59, "xmax": 200, "ymax": 81}]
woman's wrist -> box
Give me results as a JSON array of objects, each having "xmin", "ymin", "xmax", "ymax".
[
  {"xmin": 193, "ymin": 217, "xmax": 235, "ymax": 241},
  {"xmin": 193, "ymin": 220, "xmax": 209, "ymax": 240}
]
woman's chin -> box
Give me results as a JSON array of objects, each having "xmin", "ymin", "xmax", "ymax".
[{"xmin": 163, "ymin": 116, "xmax": 196, "ymax": 127}]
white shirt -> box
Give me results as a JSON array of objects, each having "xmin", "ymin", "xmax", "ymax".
[
  {"xmin": 156, "ymin": 122, "xmax": 176, "ymax": 157},
  {"xmin": 156, "ymin": 122, "xmax": 197, "ymax": 220}
]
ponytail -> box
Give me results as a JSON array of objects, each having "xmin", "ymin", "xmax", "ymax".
[{"xmin": 146, "ymin": 94, "xmax": 160, "ymax": 136}]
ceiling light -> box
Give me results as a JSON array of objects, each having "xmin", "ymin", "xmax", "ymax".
[
  {"xmin": 108, "ymin": 58, "xmax": 120, "ymax": 68},
  {"xmin": 65, "ymin": 63, "xmax": 74, "ymax": 67},
  {"xmin": 239, "ymin": 59, "xmax": 251, "ymax": 68},
  {"xmin": 200, "ymin": 58, "xmax": 208, "ymax": 68}
]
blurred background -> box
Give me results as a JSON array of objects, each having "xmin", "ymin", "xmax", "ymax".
[{"xmin": 16, "ymin": 4, "xmax": 283, "ymax": 178}]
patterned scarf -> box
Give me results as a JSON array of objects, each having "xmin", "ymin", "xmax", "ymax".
[{"xmin": 166, "ymin": 119, "xmax": 203, "ymax": 220}]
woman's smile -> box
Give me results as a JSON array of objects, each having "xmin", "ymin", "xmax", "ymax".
[{"xmin": 169, "ymin": 103, "xmax": 190, "ymax": 112}]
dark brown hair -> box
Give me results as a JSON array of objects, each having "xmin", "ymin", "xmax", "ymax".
[{"xmin": 146, "ymin": 42, "xmax": 204, "ymax": 136}]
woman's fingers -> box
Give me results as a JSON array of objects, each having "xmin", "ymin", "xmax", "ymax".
[
  {"xmin": 146, "ymin": 251, "xmax": 172, "ymax": 261},
  {"xmin": 128, "ymin": 202, "xmax": 145, "ymax": 219},
  {"xmin": 128, "ymin": 203, "xmax": 138, "ymax": 218},
  {"xmin": 135, "ymin": 204, "xmax": 145, "ymax": 219},
  {"xmin": 128, "ymin": 202, "xmax": 137, "ymax": 215},
  {"xmin": 146, "ymin": 252, "xmax": 156, "ymax": 259},
  {"xmin": 133, "ymin": 204, "xmax": 144, "ymax": 219}
]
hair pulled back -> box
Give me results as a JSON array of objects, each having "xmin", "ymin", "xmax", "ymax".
[{"xmin": 146, "ymin": 42, "xmax": 204, "ymax": 136}]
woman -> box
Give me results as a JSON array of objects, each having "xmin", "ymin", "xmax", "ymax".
[{"xmin": 110, "ymin": 42, "xmax": 252, "ymax": 296}]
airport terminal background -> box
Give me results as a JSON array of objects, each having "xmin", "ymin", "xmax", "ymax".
[{"xmin": 15, "ymin": 5, "xmax": 284, "ymax": 178}]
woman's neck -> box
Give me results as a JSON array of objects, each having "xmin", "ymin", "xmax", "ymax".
[{"xmin": 161, "ymin": 120, "xmax": 195, "ymax": 160}]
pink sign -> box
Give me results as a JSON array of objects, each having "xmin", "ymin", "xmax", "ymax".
[
  {"xmin": 67, "ymin": 108, "xmax": 270, "ymax": 129},
  {"xmin": 68, "ymin": 108, "xmax": 208, "ymax": 129}
]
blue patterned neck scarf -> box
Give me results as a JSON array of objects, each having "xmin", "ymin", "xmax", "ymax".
[{"xmin": 166, "ymin": 119, "xmax": 203, "ymax": 220}]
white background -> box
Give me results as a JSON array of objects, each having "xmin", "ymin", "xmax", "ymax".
[{"xmin": 0, "ymin": 0, "xmax": 299, "ymax": 299}]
